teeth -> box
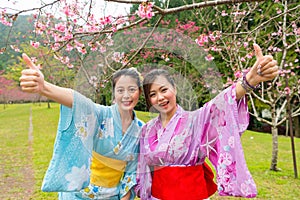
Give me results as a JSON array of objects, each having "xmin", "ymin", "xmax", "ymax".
[{"xmin": 123, "ymin": 101, "xmax": 131, "ymax": 106}]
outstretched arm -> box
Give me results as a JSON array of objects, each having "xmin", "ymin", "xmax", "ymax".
[
  {"xmin": 19, "ymin": 53, "xmax": 73, "ymax": 108},
  {"xmin": 236, "ymin": 44, "xmax": 279, "ymax": 100}
]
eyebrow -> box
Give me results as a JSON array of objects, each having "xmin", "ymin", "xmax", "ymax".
[
  {"xmin": 150, "ymin": 85, "xmax": 165, "ymax": 93},
  {"xmin": 116, "ymin": 85, "xmax": 138, "ymax": 89}
]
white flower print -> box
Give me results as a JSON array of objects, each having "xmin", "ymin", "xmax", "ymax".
[
  {"xmin": 65, "ymin": 165, "xmax": 89, "ymax": 190},
  {"xmin": 218, "ymin": 168, "xmax": 231, "ymax": 190},
  {"xmin": 168, "ymin": 133, "xmax": 187, "ymax": 158},
  {"xmin": 105, "ymin": 118, "xmax": 114, "ymax": 138},
  {"xmin": 75, "ymin": 119, "xmax": 88, "ymax": 140},
  {"xmin": 241, "ymin": 182, "xmax": 251, "ymax": 197},
  {"xmin": 219, "ymin": 152, "xmax": 233, "ymax": 166},
  {"xmin": 157, "ymin": 143, "xmax": 168, "ymax": 152},
  {"xmin": 228, "ymin": 136, "xmax": 235, "ymax": 148}
]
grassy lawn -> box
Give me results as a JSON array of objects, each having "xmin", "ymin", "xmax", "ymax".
[{"xmin": 0, "ymin": 103, "xmax": 299, "ymax": 199}]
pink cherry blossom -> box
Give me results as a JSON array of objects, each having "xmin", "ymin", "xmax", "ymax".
[
  {"xmin": 10, "ymin": 45, "xmax": 20, "ymax": 52},
  {"xmin": 195, "ymin": 34, "xmax": 209, "ymax": 47},
  {"xmin": 221, "ymin": 10, "xmax": 228, "ymax": 16},
  {"xmin": 205, "ymin": 54, "xmax": 214, "ymax": 61},
  {"xmin": 234, "ymin": 71, "xmax": 242, "ymax": 78},
  {"xmin": 30, "ymin": 41, "xmax": 40, "ymax": 48},
  {"xmin": 137, "ymin": 2, "xmax": 154, "ymax": 19},
  {"xmin": 55, "ymin": 22, "xmax": 66, "ymax": 32},
  {"xmin": 284, "ymin": 87, "xmax": 291, "ymax": 95},
  {"xmin": 112, "ymin": 52, "xmax": 125, "ymax": 63}
]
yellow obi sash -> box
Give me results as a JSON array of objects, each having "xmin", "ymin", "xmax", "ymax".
[{"xmin": 90, "ymin": 151, "xmax": 127, "ymax": 188}]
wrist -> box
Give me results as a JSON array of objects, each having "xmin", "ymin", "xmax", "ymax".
[
  {"xmin": 246, "ymin": 72, "xmax": 259, "ymax": 87},
  {"xmin": 239, "ymin": 72, "xmax": 259, "ymax": 93}
]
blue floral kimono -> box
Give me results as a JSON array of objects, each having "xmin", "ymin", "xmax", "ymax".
[{"xmin": 41, "ymin": 91, "xmax": 143, "ymax": 200}]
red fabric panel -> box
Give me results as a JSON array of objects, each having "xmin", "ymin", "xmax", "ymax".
[{"xmin": 151, "ymin": 163, "xmax": 217, "ymax": 200}]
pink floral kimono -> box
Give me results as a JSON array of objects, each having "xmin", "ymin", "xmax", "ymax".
[{"xmin": 136, "ymin": 84, "xmax": 257, "ymax": 199}]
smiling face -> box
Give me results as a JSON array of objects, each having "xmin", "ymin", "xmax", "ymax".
[
  {"xmin": 114, "ymin": 75, "xmax": 140, "ymax": 113},
  {"xmin": 148, "ymin": 75, "xmax": 177, "ymax": 118}
]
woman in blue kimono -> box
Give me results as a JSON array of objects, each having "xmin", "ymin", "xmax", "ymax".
[{"xmin": 19, "ymin": 53, "xmax": 144, "ymax": 200}]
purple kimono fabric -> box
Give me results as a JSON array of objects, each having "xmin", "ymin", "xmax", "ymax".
[{"xmin": 136, "ymin": 84, "xmax": 256, "ymax": 199}]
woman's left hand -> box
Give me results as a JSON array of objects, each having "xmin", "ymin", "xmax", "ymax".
[{"xmin": 246, "ymin": 44, "xmax": 279, "ymax": 87}]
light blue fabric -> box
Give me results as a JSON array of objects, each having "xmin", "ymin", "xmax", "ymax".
[{"xmin": 41, "ymin": 91, "xmax": 143, "ymax": 200}]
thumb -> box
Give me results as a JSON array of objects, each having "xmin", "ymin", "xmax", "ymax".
[
  {"xmin": 253, "ymin": 43, "xmax": 263, "ymax": 60},
  {"xmin": 22, "ymin": 53, "xmax": 39, "ymax": 70}
]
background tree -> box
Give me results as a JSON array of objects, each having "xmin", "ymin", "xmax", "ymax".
[{"xmin": 1, "ymin": 0, "xmax": 299, "ymax": 174}]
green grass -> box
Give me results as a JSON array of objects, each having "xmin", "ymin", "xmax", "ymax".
[{"xmin": 0, "ymin": 103, "xmax": 299, "ymax": 199}]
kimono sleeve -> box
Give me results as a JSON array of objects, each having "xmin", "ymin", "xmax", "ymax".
[
  {"xmin": 119, "ymin": 160, "xmax": 138, "ymax": 200},
  {"xmin": 119, "ymin": 119, "xmax": 144, "ymax": 200},
  {"xmin": 197, "ymin": 84, "xmax": 257, "ymax": 197},
  {"xmin": 41, "ymin": 91, "xmax": 100, "ymax": 192},
  {"xmin": 135, "ymin": 125, "xmax": 153, "ymax": 200}
]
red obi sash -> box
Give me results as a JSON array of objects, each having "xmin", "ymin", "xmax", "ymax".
[{"xmin": 151, "ymin": 163, "xmax": 217, "ymax": 200}]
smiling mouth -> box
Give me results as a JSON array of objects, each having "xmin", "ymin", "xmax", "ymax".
[
  {"xmin": 122, "ymin": 101, "xmax": 132, "ymax": 106},
  {"xmin": 158, "ymin": 101, "xmax": 169, "ymax": 108}
]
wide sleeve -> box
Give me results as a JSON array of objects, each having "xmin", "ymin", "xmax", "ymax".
[
  {"xmin": 41, "ymin": 91, "xmax": 99, "ymax": 192},
  {"xmin": 135, "ymin": 125, "xmax": 153, "ymax": 200},
  {"xmin": 119, "ymin": 159, "xmax": 138, "ymax": 200},
  {"xmin": 197, "ymin": 84, "xmax": 257, "ymax": 198}
]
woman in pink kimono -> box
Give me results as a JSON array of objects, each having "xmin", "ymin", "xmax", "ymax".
[{"xmin": 136, "ymin": 44, "xmax": 279, "ymax": 200}]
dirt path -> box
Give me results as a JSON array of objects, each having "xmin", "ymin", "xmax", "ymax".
[{"xmin": 0, "ymin": 107, "xmax": 35, "ymax": 199}]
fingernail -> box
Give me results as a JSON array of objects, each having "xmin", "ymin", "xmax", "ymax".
[
  {"xmin": 257, "ymin": 69, "xmax": 262, "ymax": 75},
  {"xmin": 258, "ymin": 64, "xmax": 261, "ymax": 69}
]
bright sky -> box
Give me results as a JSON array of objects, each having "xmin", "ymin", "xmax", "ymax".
[{"xmin": 1, "ymin": 0, "xmax": 131, "ymax": 17}]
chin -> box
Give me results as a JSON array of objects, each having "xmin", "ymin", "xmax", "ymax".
[{"xmin": 121, "ymin": 105, "xmax": 134, "ymax": 111}]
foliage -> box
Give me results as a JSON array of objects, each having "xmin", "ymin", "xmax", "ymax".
[{"xmin": 0, "ymin": 15, "xmax": 35, "ymax": 70}]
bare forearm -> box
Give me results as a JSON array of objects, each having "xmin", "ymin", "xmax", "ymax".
[{"xmin": 41, "ymin": 81, "xmax": 73, "ymax": 108}]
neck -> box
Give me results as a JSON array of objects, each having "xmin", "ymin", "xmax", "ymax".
[
  {"xmin": 119, "ymin": 109, "xmax": 134, "ymax": 121},
  {"xmin": 160, "ymin": 106, "xmax": 177, "ymax": 128},
  {"xmin": 119, "ymin": 109, "xmax": 134, "ymax": 135}
]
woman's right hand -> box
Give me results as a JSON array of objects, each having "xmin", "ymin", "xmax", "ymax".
[{"xmin": 19, "ymin": 53, "xmax": 45, "ymax": 94}]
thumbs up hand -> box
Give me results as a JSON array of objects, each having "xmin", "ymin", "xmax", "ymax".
[
  {"xmin": 19, "ymin": 53, "xmax": 45, "ymax": 94},
  {"xmin": 246, "ymin": 44, "xmax": 279, "ymax": 87}
]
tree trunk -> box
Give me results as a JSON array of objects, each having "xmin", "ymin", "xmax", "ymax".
[
  {"xmin": 294, "ymin": 116, "xmax": 300, "ymax": 138},
  {"xmin": 270, "ymin": 126, "xmax": 280, "ymax": 171}
]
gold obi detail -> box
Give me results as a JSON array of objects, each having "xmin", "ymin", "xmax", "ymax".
[{"xmin": 90, "ymin": 151, "xmax": 127, "ymax": 188}]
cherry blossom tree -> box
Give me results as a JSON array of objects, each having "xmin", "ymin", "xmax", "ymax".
[
  {"xmin": 1, "ymin": 0, "xmax": 299, "ymax": 173},
  {"xmin": 190, "ymin": 0, "xmax": 300, "ymax": 172}
]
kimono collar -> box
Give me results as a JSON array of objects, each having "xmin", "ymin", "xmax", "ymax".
[
  {"xmin": 156, "ymin": 104, "xmax": 184, "ymax": 127},
  {"xmin": 111, "ymin": 103, "xmax": 138, "ymax": 131}
]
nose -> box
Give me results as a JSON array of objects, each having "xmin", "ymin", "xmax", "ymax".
[
  {"xmin": 123, "ymin": 90, "xmax": 130, "ymax": 98},
  {"xmin": 157, "ymin": 92, "xmax": 164, "ymax": 101}
]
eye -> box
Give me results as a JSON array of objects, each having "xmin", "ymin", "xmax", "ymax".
[
  {"xmin": 161, "ymin": 88, "xmax": 168, "ymax": 93},
  {"xmin": 129, "ymin": 87, "xmax": 138, "ymax": 93},
  {"xmin": 116, "ymin": 88, "xmax": 124, "ymax": 94},
  {"xmin": 149, "ymin": 92, "xmax": 156, "ymax": 98}
]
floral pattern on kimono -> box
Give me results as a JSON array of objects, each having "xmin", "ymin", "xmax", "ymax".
[
  {"xmin": 136, "ymin": 84, "xmax": 256, "ymax": 199},
  {"xmin": 41, "ymin": 91, "xmax": 143, "ymax": 200}
]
